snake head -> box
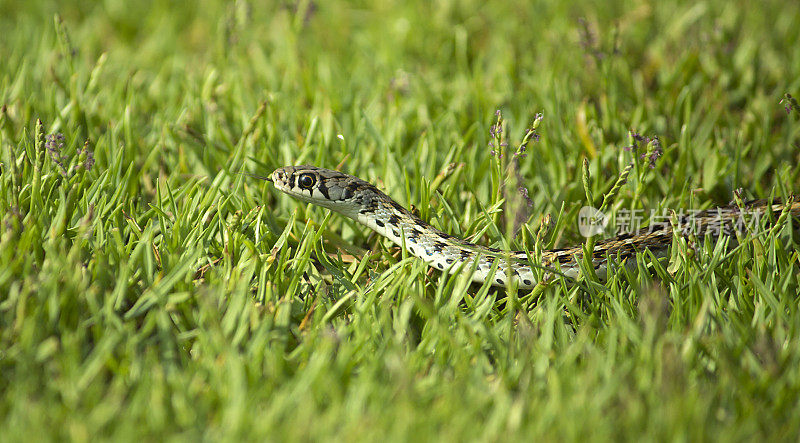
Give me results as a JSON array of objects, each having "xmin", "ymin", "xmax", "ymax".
[{"xmin": 271, "ymin": 165, "xmax": 373, "ymax": 216}]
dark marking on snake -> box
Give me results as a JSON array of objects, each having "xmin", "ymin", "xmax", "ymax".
[{"xmin": 317, "ymin": 182, "xmax": 330, "ymax": 200}]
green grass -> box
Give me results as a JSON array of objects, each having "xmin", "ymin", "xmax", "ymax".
[{"xmin": 2, "ymin": 0, "xmax": 800, "ymax": 440}]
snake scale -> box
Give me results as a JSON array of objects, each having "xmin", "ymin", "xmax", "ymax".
[{"xmin": 266, "ymin": 165, "xmax": 799, "ymax": 289}]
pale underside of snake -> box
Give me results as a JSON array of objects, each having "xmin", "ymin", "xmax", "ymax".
[{"xmin": 265, "ymin": 165, "xmax": 799, "ymax": 289}]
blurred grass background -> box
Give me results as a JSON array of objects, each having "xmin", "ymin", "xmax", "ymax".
[{"xmin": 1, "ymin": 0, "xmax": 800, "ymax": 439}]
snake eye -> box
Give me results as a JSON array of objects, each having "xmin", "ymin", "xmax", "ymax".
[{"xmin": 297, "ymin": 173, "xmax": 316, "ymax": 189}]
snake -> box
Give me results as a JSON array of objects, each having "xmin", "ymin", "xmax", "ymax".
[{"xmin": 265, "ymin": 165, "xmax": 799, "ymax": 289}]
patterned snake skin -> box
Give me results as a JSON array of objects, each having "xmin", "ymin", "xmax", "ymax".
[{"xmin": 268, "ymin": 165, "xmax": 799, "ymax": 289}]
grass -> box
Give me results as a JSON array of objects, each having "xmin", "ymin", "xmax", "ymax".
[{"xmin": 1, "ymin": 0, "xmax": 800, "ymax": 440}]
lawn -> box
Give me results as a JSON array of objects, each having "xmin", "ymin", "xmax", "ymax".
[{"xmin": 2, "ymin": 0, "xmax": 800, "ymax": 440}]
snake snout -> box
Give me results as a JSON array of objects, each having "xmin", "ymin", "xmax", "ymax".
[{"xmin": 270, "ymin": 168, "xmax": 289, "ymax": 188}]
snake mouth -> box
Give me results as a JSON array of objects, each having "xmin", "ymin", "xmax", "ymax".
[
  {"xmin": 269, "ymin": 168, "xmax": 292, "ymax": 193},
  {"xmin": 269, "ymin": 169, "xmax": 282, "ymax": 182}
]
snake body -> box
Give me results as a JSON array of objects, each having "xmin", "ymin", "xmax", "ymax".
[{"xmin": 269, "ymin": 165, "xmax": 798, "ymax": 289}]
